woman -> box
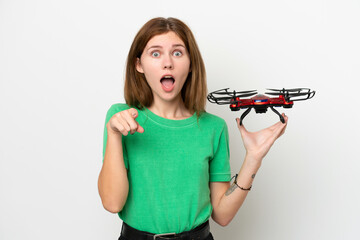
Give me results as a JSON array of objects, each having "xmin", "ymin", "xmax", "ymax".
[{"xmin": 98, "ymin": 17, "xmax": 288, "ymax": 240}]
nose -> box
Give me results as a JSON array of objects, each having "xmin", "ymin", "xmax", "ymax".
[{"xmin": 163, "ymin": 54, "xmax": 173, "ymax": 69}]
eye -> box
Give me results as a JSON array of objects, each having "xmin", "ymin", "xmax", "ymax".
[
  {"xmin": 173, "ymin": 51, "xmax": 182, "ymax": 57},
  {"xmin": 151, "ymin": 51, "xmax": 160, "ymax": 57}
]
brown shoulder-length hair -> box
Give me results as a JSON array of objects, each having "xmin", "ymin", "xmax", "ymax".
[{"xmin": 124, "ymin": 17, "xmax": 207, "ymax": 118}]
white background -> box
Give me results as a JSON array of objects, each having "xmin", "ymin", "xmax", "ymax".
[{"xmin": 1, "ymin": 0, "xmax": 359, "ymax": 239}]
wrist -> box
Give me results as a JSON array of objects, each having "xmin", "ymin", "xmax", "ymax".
[
  {"xmin": 243, "ymin": 153, "xmax": 262, "ymax": 170},
  {"xmin": 232, "ymin": 174, "xmax": 252, "ymax": 191},
  {"xmin": 107, "ymin": 124, "xmax": 123, "ymax": 138}
]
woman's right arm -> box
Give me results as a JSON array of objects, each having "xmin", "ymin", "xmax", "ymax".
[{"xmin": 97, "ymin": 108, "xmax": 144, "ymax": 213}]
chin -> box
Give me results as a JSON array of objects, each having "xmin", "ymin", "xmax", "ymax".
[{"xmin": 157, "ymin": 92, "xmax": 181, "ymax": 102}]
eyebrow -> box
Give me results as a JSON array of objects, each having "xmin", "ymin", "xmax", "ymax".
[{"xmin": 146, "ymin": 44, "xmax": 186, "ymax": 51}]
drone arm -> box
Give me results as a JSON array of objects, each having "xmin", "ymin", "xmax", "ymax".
[{"xmin": 270, "ymin": 106, "xmax": 285, "ymax": 123}]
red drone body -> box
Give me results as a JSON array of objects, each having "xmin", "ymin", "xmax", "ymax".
[
  {"xmin": 231, "ymin": 94, "xmax": 294, "ymax": 111},
  {"xmin": 207, "ymin": 88, "xmax": 315, "ymax": 125}
]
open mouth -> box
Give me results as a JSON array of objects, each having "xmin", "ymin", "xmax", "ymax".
[{"xmin": 160, "ymin": 76, "xmax": 175, "ymax": 89}]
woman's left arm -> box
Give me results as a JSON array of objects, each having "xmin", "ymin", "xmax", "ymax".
[{"xmin": 210, "ymin": 114, "xmax": 288, "ymax": 226}]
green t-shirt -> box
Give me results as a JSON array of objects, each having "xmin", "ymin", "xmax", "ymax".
[{"xmin": 102, "ymin": 103, "xmax": 231, "ymax": 234}]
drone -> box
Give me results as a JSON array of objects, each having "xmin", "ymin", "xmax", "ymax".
[{"xmin": 207, "ymin": 88, "xmax": 316, "ymax": 125}]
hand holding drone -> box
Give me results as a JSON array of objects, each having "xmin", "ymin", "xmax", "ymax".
[{"xmin": 207, "ymin": 88, "xmax": 316, "ymax": 125}]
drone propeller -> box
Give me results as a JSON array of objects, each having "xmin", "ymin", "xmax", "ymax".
[
  {"xmin": 265, "ymin": 88, "xmax": 315, "ymax": 102},
  {"xmin": 207, "ymin": 88, "xmax": 258, "ymax": 105},
  {"xmin": 267, "ymin": 88, "xmax": 311, "ymax": 92},
  {"xmin": 210, "ymin": 88, "xmax": 257, "ymax": 95}
]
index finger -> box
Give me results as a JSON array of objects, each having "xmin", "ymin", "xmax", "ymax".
[{"xmin": 128, "ymin": 108, "xmax": 139, "ymax": 119}]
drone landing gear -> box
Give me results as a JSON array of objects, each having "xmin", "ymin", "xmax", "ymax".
[
  {"xmin": 239, "ymin": 106, "xmax": 285, "ymax": 125},
  {"xmin": 270, "ymin": 106, "xmax": 285, "ymax": 123},
  {"xmin": 239, "ymin": 108, "xmax": 252, "ymax": 126}
]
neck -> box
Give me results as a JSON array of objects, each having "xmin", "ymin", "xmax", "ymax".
[{"xmin": 148, "ymin": 96, "xmax": 193, "ymax": 120}]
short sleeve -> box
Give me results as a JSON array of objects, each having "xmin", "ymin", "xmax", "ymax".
[
  {"xmin": 209, "ymin": 122, "xmax": 231, "ymax": 182},
  {"xmin": 102, "ymin": 104, "xmax": 129, "ymax": 169}
]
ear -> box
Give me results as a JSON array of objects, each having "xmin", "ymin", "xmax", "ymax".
[{"xmin": 136, "ymin": 58, "xmax": 144, "ymax": 73}]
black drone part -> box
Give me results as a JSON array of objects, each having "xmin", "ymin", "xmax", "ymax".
[
  {"xmin": 267, "ymin": 88, "xmax": 311, "ymax": 92},
  {"xmin": 265, "ymin": 88, "xmax": 316, "ymax": 102},
  {"xmin": 238, "ymin": 106, "xmax": 285, "ymax": 126},
  {"xmin": 207, "ymin": 88, "xmax": 258, "ymax": 105},
  {"xmin": 210, "ymin": 88, "xmax": 257, "ymax": 95}
]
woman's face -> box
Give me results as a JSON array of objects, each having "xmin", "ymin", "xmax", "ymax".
[{"xmin": 136, "ymin": 31, "xmax": 191, "ymax": 105}]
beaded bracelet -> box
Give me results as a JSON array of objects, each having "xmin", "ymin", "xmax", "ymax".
[{"xmin": 231, "ymin": 174, "xmax": 252, "ymax": 191}]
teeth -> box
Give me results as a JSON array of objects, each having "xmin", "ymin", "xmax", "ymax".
[{"xmin": 163, "ymin": 76, "xmax": 173, "ymax": 78}]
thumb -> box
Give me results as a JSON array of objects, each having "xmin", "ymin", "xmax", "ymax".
[
  {"xmin": 236, "ymin": 118, "xmax": 248, "ymax": 136},
  {"xmin": 136, "ymin": 122, "xmax": 145, "ymax": 133},
  {"xmin": 236, "ymin": 118, "xmax": 246, "ymax": 131}
]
